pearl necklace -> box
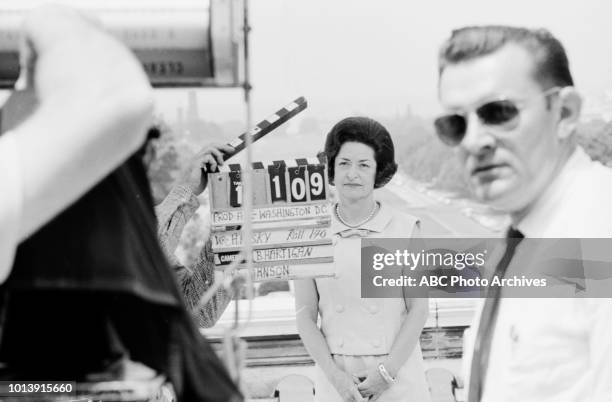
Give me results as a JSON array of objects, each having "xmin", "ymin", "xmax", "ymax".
[{"xmin": 335, "ymin": 202, "xmax": 379, "ymax": 228}]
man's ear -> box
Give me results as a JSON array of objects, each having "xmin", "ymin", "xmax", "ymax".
[{"xmin": 556, "ymin": 87, "xmax": 582, "ymax": 140}]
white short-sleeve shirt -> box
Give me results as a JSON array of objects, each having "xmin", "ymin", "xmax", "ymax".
[{"xmin": 463, "ymin": 148, "xmax": 612, "ymax": 402}]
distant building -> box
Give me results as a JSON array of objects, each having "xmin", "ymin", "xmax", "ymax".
[{"xmin": 187, "ymin": 90, "xmax": 200, "ymax": 121}]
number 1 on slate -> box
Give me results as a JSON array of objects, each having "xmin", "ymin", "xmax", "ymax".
[
  {"xmin": 269, "ymin": 164, "xmax": 287, "ymax": 203},
  {"xmin": 272, "ymin": 175, "xmax": 282, "ymax": 199}
]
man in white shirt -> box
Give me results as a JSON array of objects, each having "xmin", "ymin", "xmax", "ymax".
[
  {"xmin": 0, "ymin": 5, "xmax": 153, "ymax": 279},
  {"xmin": 434, "ymin": 26, "xmax": 612, "ymax": 401}
]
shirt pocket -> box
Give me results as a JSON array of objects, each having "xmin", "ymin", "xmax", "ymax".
[{"xmin": 506, "ymin": 300, "xmax": 589, "ymax": 391}]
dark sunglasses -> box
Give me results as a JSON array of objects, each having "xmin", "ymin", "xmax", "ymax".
[{"xmin": 434, "ymin": 87, "xmax": 561, "ymax": 147}]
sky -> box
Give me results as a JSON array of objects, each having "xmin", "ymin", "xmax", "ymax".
[
  {"xmin": 1, "ymin": 1, "xmax": 610, "ymax": 127},
  {"xmin": 154, "ymin": 0, "xmax": 612, "ymax": 127}
]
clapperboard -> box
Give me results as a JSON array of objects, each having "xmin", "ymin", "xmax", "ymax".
[
  {"xmin": 210, "ymin": 97, "xmax": 308, "ymax": 162},
  {"xmin": 207, "ymin": 98, "xmax": 335, "ymax": 282}
]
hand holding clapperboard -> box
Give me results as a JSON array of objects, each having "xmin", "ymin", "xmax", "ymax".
[{"xmin": 207, "ymin": 97, "xmax": 335, "ymax": 281}]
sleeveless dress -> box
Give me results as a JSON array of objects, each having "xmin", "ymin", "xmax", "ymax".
[{"xmin": 313, "ymin": 202, "xmax": 430, "ymax": 402}]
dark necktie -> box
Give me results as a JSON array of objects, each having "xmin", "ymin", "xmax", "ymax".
[{"xmin": 468, "ymin": 227, "xmax": 524, "ymax": 402}]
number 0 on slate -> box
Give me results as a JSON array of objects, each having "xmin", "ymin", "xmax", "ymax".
[{"xmin": 289, "ymin": 166, "xmax": 308, "ymax": 202}]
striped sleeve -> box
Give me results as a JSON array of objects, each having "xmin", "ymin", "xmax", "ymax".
[
  {"xmin": 155, "ymin": 184, "xmax": 232, "ymax": 327},
  {"xmin": 154, "ymin": 184, "xmax": 199, "ymax": 266},
  {"xmin": 178, "ymin": 240, "xmax": 234, "ymax": 328}
]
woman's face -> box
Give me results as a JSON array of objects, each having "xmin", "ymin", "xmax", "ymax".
[{"xmin": 333, "ymin": 141, "xmax": 377, "ymax": 202}]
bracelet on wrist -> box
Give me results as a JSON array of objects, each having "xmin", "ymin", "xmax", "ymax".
[{"xmin": 377, "ymin": 363, "xmax": 396, "ymax": 385}]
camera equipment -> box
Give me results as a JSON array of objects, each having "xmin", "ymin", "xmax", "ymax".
[{"xmin": 0, "ymin": 0, "xmax": 245, "ymax": 88}]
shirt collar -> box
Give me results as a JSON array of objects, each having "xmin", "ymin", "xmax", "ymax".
[
  {"xmin": 515, "ymin": 147, "xmax": 591, "ymax": 238},
  {"xmin": 331, "ymin": 201, "xmax": 393, "ymax": 235}
]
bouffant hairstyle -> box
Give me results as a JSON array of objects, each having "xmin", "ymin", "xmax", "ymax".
[{"xmin": 323, "ymin": 116, "xmax": 398, "ymax": 189}]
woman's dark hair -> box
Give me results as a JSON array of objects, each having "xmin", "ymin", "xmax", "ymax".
[{"xmin": 323, "ymin": 116, "xmax": 398, "ymax": 188}]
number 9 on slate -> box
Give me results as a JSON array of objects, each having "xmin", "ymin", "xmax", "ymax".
[{"xmin": 307, "ymin": 164, "xmax": 326, "ymax": 201}]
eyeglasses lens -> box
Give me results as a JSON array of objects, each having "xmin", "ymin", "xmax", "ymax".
[
  {"xmin": 435, "ymin": 100, "xmax": 521, "ymax": 146},
  {"xmin": 477, "ymin": 100, "xmax": 520, "ymax": 126},
  {"xmin": 434, "ymin": 114, "xmax": 466, "ymax": 146}
]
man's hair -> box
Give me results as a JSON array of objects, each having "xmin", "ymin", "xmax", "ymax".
[{"xmin": 438, "ymin": 26, "xmax": 574, "ymax": 89}]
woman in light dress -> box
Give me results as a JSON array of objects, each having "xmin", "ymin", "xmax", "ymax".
[{"xmin": 295, "ymin": 117, "xmax": 430, "ymax": 402}]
